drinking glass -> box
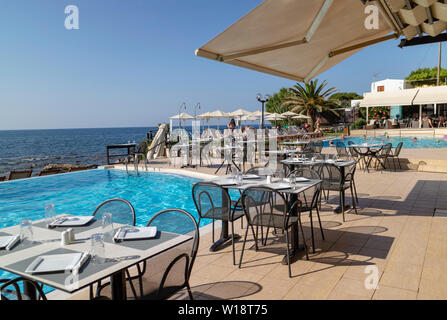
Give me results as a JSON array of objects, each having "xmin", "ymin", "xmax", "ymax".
[
  {"xmin": 289, "ymin": 173, "xmax": 296, "ymax": 191},
  {"xmin": 278, "ymin": 169, "xmax": 285, "ymax": 181},
  {"xmin": 20, "ymin": 219, "xmax": 33, "ymax": 243},
  {"xmin": 91, "ymin": 234, "xmax": 105, "ymax": 264},
  {"xmin": 236, "ymin": 171, "xmax": 243, "ymax": 185},
  {"xmin": 231, "ymin": 166, "xmax": 238, "ymax": 178},
  {"xmin": 45, "ymin": 204, "xmax": 56, "ymax": 227},
  {"xmin": 102, "ymin": 212, "xmax": 114, "ymax": 242}
]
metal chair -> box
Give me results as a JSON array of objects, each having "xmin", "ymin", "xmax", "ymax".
[
  {"xmin": 288, "ymin": 167, "xmax": 324, "ymax": 253},
  {"xmin": 320, "ymin": 163, "xmax": 358, "ymax": 222},
  {"xmin": 375, "ymin": 143, "xmax": 392, "ymax": 172},
  {"xmin": 139, "ymin": 209, "xmax": 199, "ymax": 300},
  {"xmin": 126, "ymin": 140, "xmax": 149, "ymax": 172},
  {"xmin": 239, "ymin": 187, "xmax": 308, "ymax": 278},
  {"xmin": 388, "ymin": 142, "xmax": 403, "ymax": 171},
  {"xmin": 0, "ymin": 278, "xmax": 47, "ymax": 300},
  {"xmin": 90, "ymin": 199, "xmax": 142, "ymax": 299},
  {"xmin": 192, "ymin": 182, "xmax": 244, "ymax": 265}
]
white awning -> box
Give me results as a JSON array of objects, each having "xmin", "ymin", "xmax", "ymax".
[
  {"xmin": 359, "ymin": 88, "xmax": 420, "ymax": 107},
  {"xmin": 413, "ymin": 85, "xmax": 447, "ymax": 105},
  {"xmin": 195, "ymin": 0, "xmax": 395, "ymax": 82}
]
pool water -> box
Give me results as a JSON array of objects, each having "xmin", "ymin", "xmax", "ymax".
[
  {"xmin": 0, "ymin": 168, "xmax": 232, "ymax": 292},
  {"xmin": 324, "ymin": 136, "xmax": 447, "ymax": 149}
]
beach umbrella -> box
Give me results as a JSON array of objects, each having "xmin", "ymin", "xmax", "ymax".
[
  {"xmin": 250, "ymin": 110, "xmax": 270, "ymax": 127},
  {"xmin": 229, "ymin": 109, "xmax": 252, "ymax": 128},
  {"xmin": 293, "ymin": 114, "xmax": 311, "ymax": 120},
  {"xmin": 196, "ymin": 111, "xmax": 213, "ymax": 129},
  {"xmin": 170, "ymin": 112, "xmax": 194, "ymax": 130},
  {"xmin": 209, "ymin": 110, "xmax": 230, "ymax": 130},
  {"xmin": 265, "ymin": 113, "xmax": 285, "ymax": 127},
  {"xmin": 281, "ymin": 111, "xmax": 298, "ymax": 126}
]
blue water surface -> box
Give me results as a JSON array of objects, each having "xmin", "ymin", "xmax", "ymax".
[{"xmin": 323, "ymin": 135, "xmax": 447, "ymax": 149}]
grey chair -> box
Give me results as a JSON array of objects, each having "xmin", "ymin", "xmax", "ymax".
[
  {"xmin": 375, "ymin": 143, "xmax": 392, "ymax": 172},
  {"xmin": 126, "ymin": 140, "xmax": 149, "ymax": 172},
  {"xmin": 288, "ymin": 168, "xmax": 324, "ymax": 253},
  {"xmin": 139, "ymin": 209, "xmax": 199, "ymax": 300},
  {"xmin": 192, "ymin": 182, "xmax": 244, "ymax": 265},
  {"xmin": 0, "ymin": 278, "xmax": 47, "ymax": 300},
  {"xmin": 240, "ymin": 187, "xmax": 308, "ymax": 278},
  {"xmin": 388, "ymin": 142, "xmax": 403, "ymax": 171},
  {"xmin": 90, "ymin": 199, "xmax": 142, "ymax": 299},
  {"xmin": 320, "ymin": 163, "xmax": 358, "ymax": 222}
]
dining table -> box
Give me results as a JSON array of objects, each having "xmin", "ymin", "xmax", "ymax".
[
  {"xmin": 348, "ymin": 143, "xmax": 386, "ymax": 173},
  {"xmin": 205, "ymin": 174, "xmax": 322, "ymax": 263},
  {"xmin": 281, "ymin": 158, "xmax": 357, "ymax": 214},
  {"xmin": 0, "ymin": 215, "xmax": 192, "ymax": 300}
]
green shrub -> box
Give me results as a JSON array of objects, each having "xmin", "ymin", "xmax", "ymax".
[{"xmin": 350, "ymin": 119, "xmax": 366, "ymax": 130}]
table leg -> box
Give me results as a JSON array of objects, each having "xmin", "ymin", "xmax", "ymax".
[
  {"xmin": 209, "ymin": 189, "xmax": 241, "ymax": 252},
  {"xmin": 111, "ymin": 270, "xmax": 127, "ymax": 300}
]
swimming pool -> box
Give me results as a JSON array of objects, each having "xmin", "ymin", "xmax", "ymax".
[
  {"xmin": 324, "ymin": 136, "xmax": 447, "ymax": 149},
  {"xmin": 0, "ymin": 168, "xmax": 218, "ymax": 291}
]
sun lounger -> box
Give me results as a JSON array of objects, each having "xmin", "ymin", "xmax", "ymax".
[
  {"xmin": 38, "ymin": 169, "xmax": 62, "ymax": 176},
  {"xmin": 7, "ymin": 170, "xmax": 32, "ymax": 180}
]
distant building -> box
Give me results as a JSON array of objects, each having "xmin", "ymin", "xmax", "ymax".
[{"xmin": 358, "ymin": 78, "xmax": 447, "ymax": 128}]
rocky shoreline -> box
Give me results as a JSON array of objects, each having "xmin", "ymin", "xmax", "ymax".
[{"xmin": 41, "ymin": 163, "xmax": 99, "ymax": 172}]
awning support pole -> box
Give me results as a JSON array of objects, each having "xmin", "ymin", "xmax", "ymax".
[{"xmin": 419, "ymin": 104, "xmax": 422, "ymax": 128}]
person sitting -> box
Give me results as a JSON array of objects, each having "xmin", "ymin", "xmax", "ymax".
[
  {"xmin": 227, "ymin": 118, "xmax": 236, "ymax": 131},
  {"xmin": 421, "ymin": 113, "xmax": 434, "ymax": 128}
]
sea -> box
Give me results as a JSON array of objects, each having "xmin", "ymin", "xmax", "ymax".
[
  {"xmin": 0, "ymin": 125, "xmax": 264, "ymax": 176},
  {"xmin": 0, "ymin": 127, "xmax": 159, "ymax": 176}
]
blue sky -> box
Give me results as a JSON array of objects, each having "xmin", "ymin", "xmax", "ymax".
[{"xmin": 0, "ymin": 0, "xmax": 444, "ymax": 130}]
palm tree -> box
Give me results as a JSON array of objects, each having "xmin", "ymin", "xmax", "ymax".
[{"xmin": 282, "ymin": 79, "xmax": 340, "ymax": 131}]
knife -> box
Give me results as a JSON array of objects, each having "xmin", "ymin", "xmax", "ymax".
[{"xmin": 6, "ymin": 235, "xmax": 20, "ymax": 251}]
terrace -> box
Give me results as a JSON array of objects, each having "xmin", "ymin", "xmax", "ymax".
[{"xmin": 55, "ymin": 158, "xmax": 447, "ymax": 300}]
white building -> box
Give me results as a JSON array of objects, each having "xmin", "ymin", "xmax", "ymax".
[{"xmin": 370, "ymin": 79, "xmax": 409, "ymax": 93}]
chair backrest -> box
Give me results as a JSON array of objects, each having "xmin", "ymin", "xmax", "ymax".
[
  {"xmin": 241, "ymin": 186, "xmax": 292, "ymax": 231},
  {"xmin": 146, "ymin": 209, "xmax": 199, "ymax": 299},
  {"xmin": 0, "ymin": 277, "xmax": 47, "ymax": 300},
  {"xmin": 136, "ymin": 140, "xmax": 149, "ymax": 154},
  {"xmin": 8, "ymin": 170, "xmax": 32, "ymax": 181},
  {"xmin": 192, "ymin": 182, "xmax": 231, "ymax": 220},
  {"xmin": 303, "ymin": 142, "xmax": 315, "ymax": 153},
  {"xmin": 347, "ymin": 141, "xmax": 359, "ymax": 157},
  {"xmin": 244, "ymin": 166, "xmax": 275, "ymax": 177},
  {"xmin": 287, "ymin": 168, "xmax": 321, "ymax": 210},
  {"xmin": 379, "ymin": 143, "xmax": 392, "ymax": 156},
  {"xmin": 92, "ymin": 198, "xmax": 136, "ymax": 226},
  {"xmin": 38, "ymin": 169, "xmax": 62, "ymax": 176},
  {"xmin": 394, "ymin": 142, "xmax": 403, "ymax": 156},
  {"xmin": 320, "ymin": 163, "xmax": 344, "ymax": 188},
  {"xmin": 335, "ymin": 142, "xmax": 349, "ymax": 158}
]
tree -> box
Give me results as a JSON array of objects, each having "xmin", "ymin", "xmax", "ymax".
[
  {"xmin": 281, "ymin": 79, "xmax": 340, "ymax": 131},
  {"xmin": 329, "ymin": 92, "xmax": 362, "ymax": 102},
  {"xmin": 265, "ymin": 88, "xmax": 289, "ymax": 126},
  {"xmin": 406, "ymin": 67, "xmax": 447, "ymax": 87}
]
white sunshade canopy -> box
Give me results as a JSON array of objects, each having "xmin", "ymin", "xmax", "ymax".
[
  {"xmin": 293, "ymin": 114, "xmax": 311, "ymax": 119},
  {"xmin": 229, "ymin": 109, "xmax": 252, "ymax": 117},
  {"xmin": 170, "ymin": 112, "xmax": 194, "ymax": 120},
  {"xmin": 413, "ymin": 85, "xmax": 447, "ymax": 105},
  {"xmin": 196, "ymin": 111, "xmax": 213, "ymax": 120},
  {"xmin": 250, "ymin": 110, "xmax": 271, "ymax": 117},
  {"xmin": 360, "ymin": 88, "xmax": 420, "ymax": 107},
  {"xmin": 196, "ymin": 0, "xmax": 395, "ymax": 82},
  {"xmin": 281, "ymin": 111, "xmax": 298, "ymax": 117},
  {"xmin": 266, "ymin": 113, "xmax": 285, "ymax": 120},
  {"xmin": 209, "ymin": 110, "xmax": 230, "ymax": 118}
]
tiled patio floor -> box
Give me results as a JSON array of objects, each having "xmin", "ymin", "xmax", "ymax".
[{"xmin": 70, "ymin": 159, "xmax": 447, "ymax": 300}]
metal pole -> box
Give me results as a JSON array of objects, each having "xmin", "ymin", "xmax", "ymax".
[
  {"xmin": 261, "ymin": 101, "xmax": 265, "ymax": 129},
  {"xmin": 438, "ymin": 42, "xmax": 442, "ymax": 86}
]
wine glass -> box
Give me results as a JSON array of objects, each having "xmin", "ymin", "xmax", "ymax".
[{"xmin": 236, "ymin": 171, "xmax": 243, "ymax": 185}]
